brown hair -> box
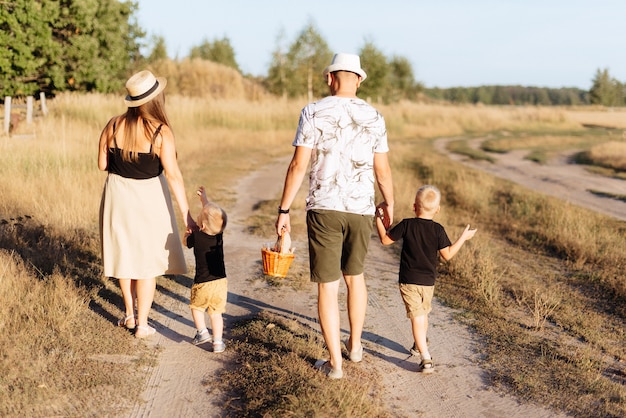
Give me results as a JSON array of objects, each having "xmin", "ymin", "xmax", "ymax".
[{"xmin": 116, "ymin": 92, "xmax": 171, "ymax": 162}]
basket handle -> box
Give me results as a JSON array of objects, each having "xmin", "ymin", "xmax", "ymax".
[{"xmin": 276, "ymin": 229, "xmax": 291, "ymax": 253}]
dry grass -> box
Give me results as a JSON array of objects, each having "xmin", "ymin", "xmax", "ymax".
[
  {"xmin": 584, "ymin": 141, "xmax": 626, "ymax": 171},
  {"xmin": 0, "ymin": 222, "xmax": 154, "ymax": 416},
  {"xmin": 379, "ymin": 101, "xmax": 576, "ymax": 140},
  {"xmin": 564, "ymin": 106, "xmax": 626, "ymax": 129},
  {"xmin": 1, "ymin": 78, "xmax": 626, "ymax": 416},
  {"xmin": 218, "ymin": 311, "xmax": 387, "ymax": 417}
]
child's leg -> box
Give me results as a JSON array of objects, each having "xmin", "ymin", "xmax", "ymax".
[
  {"xmin": 209, "ymin": 313, "xmax": 224, "ymax": 342},
  {"xmin": 410, "ymin": 313, "xmax": 431, "ymax": 360},
  {"xmin": 190, "ymin": 308, "xmax": 211, "ymax": 345},
  {"xmin": 191, "ymin": 308, "xmax": 207, "ymax": 331}
]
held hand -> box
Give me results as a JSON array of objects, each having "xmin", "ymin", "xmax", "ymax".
[
  {"xmin": 275, "ymin": 213, "xmax": 291, "ymax": 236},
  {"xmin": 186, "ymin": 212, "xmax": 198, "ymax": 233},
  {"xmin": 376, "ymin": 202, "xmax": 392, "ymax": 229}
]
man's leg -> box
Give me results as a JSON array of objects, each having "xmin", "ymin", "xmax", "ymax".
[
  {"xmin": 344, "ymin": 273, "xmax": 366, "ymax": 353},
  {"xmin": 318, "ymin": 280, "xmax": 342, "ymax": 370}
]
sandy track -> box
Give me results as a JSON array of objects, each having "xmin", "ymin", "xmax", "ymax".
[
  {"xmin": 125, "ymin": 156, "xmax": 566, "ymax": 418},
  {"xmin": 434, "ymin": 137, "xmax": 626, "ymax": 222}
]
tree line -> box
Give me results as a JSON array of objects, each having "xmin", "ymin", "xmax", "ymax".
[{"xmin": 1, "ymin": 1, "xmax": 624, "ymax": 107}]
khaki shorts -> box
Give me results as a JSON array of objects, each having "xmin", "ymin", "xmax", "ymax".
[
  {"xmin": 189, "ymin": 278, "xmax": 228, "ymax": 314},
  {"xmin": 306, "ymin": 209, "xmax": 373, "ymax": 283},
  {"xmin": 399, "ymin": 283, "xmax": 434, "ymax": 318}
]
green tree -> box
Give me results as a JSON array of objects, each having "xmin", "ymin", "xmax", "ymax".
[
  {"xmin": 589, "ymin": 68, "xmax": 623, "ymax": 106},
  {"xmin": 388, "ymin": 55, "xmax": 420, "ymax": 101},
  {"xmin": 473, "ymin": 86, "xmax": 494, "ymax": 104},
  {"xmin": 147, "ymin": 35, "xmax": 168, "ymax": 63},
  {"xmin": 266, "ymin": 21, "xmax": 332, "ymax": 100},
  {"xmin": 52, "ymin": 0, "xmax": 144, "ymax": 93},
  {"xmin": 189, "ymin": 36, "xmax": 240, "ymax": 72},
  {"xmin": 0, "ymin": 0, "xmax": 61, "ymax": 96},
  {"xmin": 265, "ymin": 28, "xmax": 289, "ymax": 98},
  {"xmin": 0, "ymin": 0, "xmax": 143, "ymax": 97},
  {"xmin": 358, "ymin": 41, "xmax": 389, "ymax": 103}
]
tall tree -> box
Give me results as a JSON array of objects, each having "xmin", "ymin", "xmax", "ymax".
[
  {"xmin": 146, "ymin": 35, "xmax": 168, "ymax": 63},
  {"xmin": 0, "ymin": 0, "xmax": 143, "ymax": 97},
  {"xmin": 589, "ymin": 68, "xmax": 623, "ymax": 106},
  {"xmin": 189, "ymin": 36, "xmax": 240, "ymax": 72},
  {"xmin": 266, "ymin": 21, "xmax": 332, "ymax": 100},
  {"xmin": 0, "ymin": 0, "xmax": 61, "ymax": 96},
  {"xmin": 358, "ymin": 41, "xmax": 390, "ymax": 103},
  {"xmin": 265, "ymin": 28, "xmax": 289, "ymax": 98},
  {"xmin": 52, "ymin": 0, "xmax": 144, "ymax": 93},
  {"xmin": 388, "ymin": 55, "xmax": 421, "ymax": 101}
]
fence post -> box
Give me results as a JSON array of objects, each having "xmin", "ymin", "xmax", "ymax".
[
  {"xmin": 3, "ymin": 96, "xmax": 10, "ymax": 135},
  {"xmin": 26, "ymin": 96, "xmax": 33, "ymax": 124},
  {"xmin": 39, "ymin": 92, "xmax": 48, "ymax": 116}
]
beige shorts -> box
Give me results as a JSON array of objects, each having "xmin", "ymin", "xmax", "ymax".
[
  {"xmin": 189, "ymin": 278, "xmax": 228, "ymax": 314},
  {"xmin": 399, "ymin": 283, "xmax": 434, "ymax": 318}
]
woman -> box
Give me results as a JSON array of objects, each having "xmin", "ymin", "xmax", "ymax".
[{"xmin": 98, "ymin": 70, "xmax": 195, "ymax": 338}]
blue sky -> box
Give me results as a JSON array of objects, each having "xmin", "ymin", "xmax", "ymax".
[{"xmin": 135, "ymin": 0, "xmax": 626, "ymax": 89}]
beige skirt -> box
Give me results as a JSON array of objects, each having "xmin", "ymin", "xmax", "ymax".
[{"xmin": 99, "ymin": 173, "xmax": 187, "ymax": 279}]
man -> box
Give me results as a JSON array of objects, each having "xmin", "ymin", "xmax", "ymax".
[{"xmin": 275, "ymin": 52, "xmax": 394, "ymax": 379}]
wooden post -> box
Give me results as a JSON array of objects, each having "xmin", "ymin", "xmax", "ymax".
[
  {"xmin": 39, "ymin": 92, "xmax": 48, "ymax": 116},
  {"xmin": 3, "ymin": 96, "xmax": 10, "ymax": 135},
  {"xmin": 26, "ymin": 96, "xmax": 33, "ymax": 124}
]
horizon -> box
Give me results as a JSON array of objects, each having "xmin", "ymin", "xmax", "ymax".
[{"xmin": 135, "ymin": 0, "xmax": 626, "ymax": 90}]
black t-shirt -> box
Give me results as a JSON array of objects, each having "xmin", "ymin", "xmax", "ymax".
[
  {"xmin": 387, "ymin": 218, "xmax": 451, "ymax": 286},
  {"xmin": 186, "ymin": 231, "xmax": 226, "ymax": 283}
]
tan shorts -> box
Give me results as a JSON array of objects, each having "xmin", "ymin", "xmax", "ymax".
[
  {"xmin": 306, "ymin": 209, "xmax": 373, "ymax": 283},
  {"xmin": 399, "ymin": 283, "xmax": 434, "ymax": 318},
  {"xmin": 189, "ymin": 278, "xmax": 228, "ymax": 314}
]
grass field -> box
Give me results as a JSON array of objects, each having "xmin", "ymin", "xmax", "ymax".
[{"xmin": 1, "ymin": 83, "xmax": 625, "ymax": 416}]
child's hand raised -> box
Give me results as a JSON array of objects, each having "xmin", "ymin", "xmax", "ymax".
[
  {"xmin": 463, "ymin": 224, "xmax": 477, "ymax": 240},
  {"xmin": 196, "ymin": 186, "xmax": 209, "ymax": 206}
]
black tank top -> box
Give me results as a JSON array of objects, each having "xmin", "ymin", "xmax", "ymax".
[{"xmin": 107, "ymin": 123, "xmax": 164, "ymax": 179}]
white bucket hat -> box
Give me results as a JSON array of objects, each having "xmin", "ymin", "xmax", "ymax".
[
  {"xmin": 323, "ymin": 53, "xmax": 367, "ymax": 81},
  {"xmin": 124, "ymin": 70, "xmax": 167, "ymax": 107}
]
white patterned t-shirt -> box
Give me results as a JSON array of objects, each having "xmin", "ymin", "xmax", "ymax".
[{"xmin": 292, "ymin": 95, "xmax": 388, "ymax": 215}]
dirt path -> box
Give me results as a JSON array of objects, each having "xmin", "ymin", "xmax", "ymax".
[
  {"xmin": 434, "ymin": 137, "xmax": 626, "ymax": 222},
  {"xmin": 125, "ymin": 156, "xmax": 566, "ymax": 418}
]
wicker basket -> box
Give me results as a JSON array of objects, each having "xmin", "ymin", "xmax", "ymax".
[{"xmin": 262, "ymin": 232, "xmax": 295, "ymax": 278}]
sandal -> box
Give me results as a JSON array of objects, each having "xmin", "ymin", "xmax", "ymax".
[
  {"xmin": 117, "ymin": 315, "xmax": 136, "ymax": 330},
  {"xmin": 345, "ymin": 339, "xmax": 363, "ymax": 363},
  {"xmin": 418, "ymin": 358, "xmax": 435, "ymax": 374},
  {"xmin": 314, "ymin": 359, "xmax": 343, "ymax": 379},
  {"xmin": 135, "ymin": 325, "xmax": 156, "ymax": 339}
]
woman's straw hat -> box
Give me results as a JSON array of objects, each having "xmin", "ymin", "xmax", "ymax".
[
  {"xmin": 323, "ymin": 53, "xmax": 367, "ymax": 81},
  {"xmin": 124, "ymin": 70, "xmax": 167, "ymax": 107}
]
